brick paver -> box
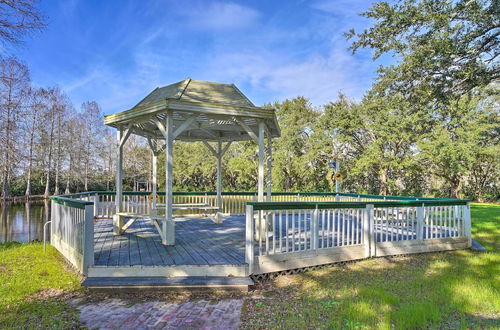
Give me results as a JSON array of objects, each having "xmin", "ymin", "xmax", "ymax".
[{"xmin": 73, "ymin": 298, "xmax": 243, "ymax": 329}]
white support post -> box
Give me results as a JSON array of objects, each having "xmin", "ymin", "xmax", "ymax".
[
  {"xmin": 258, "ymin": 121, "xmax": 265, "ymax": 202},
  {"xmin": 152, "ymin": 149, "xmax": 158, "ymax": 214},
  {"xmin": 363, "ymin": 204, "xmax": 372, "ymax": 257},
  {"xmin": 93, "ymin": 193, "xmax": 99, "ymax": 217},
  {"xmin": 164, "ymin": 111, "xmax": 175, "ymax": 245},
  {"xmin": 82, "ymin": 204, "xmax": 94, "ymax": 276},
  {"xmin": 416, "ymin": 205, "xmax": 424, "ymax": 240},
  {"xmin": 312, "ymin": 207, "xmax": 319, "ymax": 249},
  {"xmin": 216, "ymin": 140, "xmax": 223, "ymax": 223},
  {"xmin": 464, "ymin": 202, "xmax": 472, "ymax": 247},
  {"xmin": 113, "ymin": 127, "xmax": 124, "ymax": 234},
  {"xmin": 266, "ymin": 130, "xmax": 272, "ymax": 202},
  {"xmin": 367, "ymin": 204, "xmax": 375, "ymax": 257},
  {"xmin": 245, "ymin": 204, "xmax": 255, "ymax": 275}
]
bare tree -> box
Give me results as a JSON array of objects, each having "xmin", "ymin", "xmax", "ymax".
[
  {"xmin": 0, "ymin": 56, "xmax": 29, "ymax": 199},
  {"xmin": 0, "ymin": 0, "xmax": 46, "ymax": 45}
]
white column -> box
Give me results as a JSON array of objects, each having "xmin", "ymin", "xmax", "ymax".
[
  {"xmin": 216, "ymin": 140, "xmax": 222, "ymax": 212},
  {"xmin": 164, "ymin": 111, "xmax": 175, "ymax": 245},
  {"xmin": 258, "ymin": 121, "xmax": 265, "ymax": 202},
  {"xmin": 115, "ymin": 127, "xmax": 123, "ymax": 212},
  {"xmin": 152, "ymin": 148, "xmax": 157, "ymax": 213},
  {"xmin": 266, "ymin": 131, "xmax": 272, "ymax": 202}
]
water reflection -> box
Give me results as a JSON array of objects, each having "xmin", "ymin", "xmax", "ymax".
[{"xmin": 0, "ymin": 200, "xmax": 50, "ymax": 243}]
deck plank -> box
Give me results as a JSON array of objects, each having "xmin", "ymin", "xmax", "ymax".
[{"xmin": 94, "ymin": 216, "xmax": 247, "ymax": 267}]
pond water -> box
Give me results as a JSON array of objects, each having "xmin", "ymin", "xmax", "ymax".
[{"xmin": 0, "ymin": 200, "xmax": 50, "ymax": 243}]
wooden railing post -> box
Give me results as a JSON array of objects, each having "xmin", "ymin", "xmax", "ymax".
[
  {"xmin": 464, "ymin": 202, "xmax": 472, "ymax": 247},
  {"xmin": 366, "ymin": 204, "xmax": 374, "ymax": 257},
  {"xmin": 416, "ymin": 205, "xmax": 424, "ymax": 240},
  {"xmin": 245, "ymin": 204, "xmax": 255, "ymax": 275},
  {"xmin": 82, "ymin": 204, "xmax": 94, "ymax": 276},
  {"xmin": 363, "ymin": 204, "xmax": 372, "ymax": 257},
  {"xmin": 93, "ymin": 193, "xmax": 99, "ymax": 217},
  {"xmin": 312, "ymin": 207, "xmax": 319, "ymax": 250}
]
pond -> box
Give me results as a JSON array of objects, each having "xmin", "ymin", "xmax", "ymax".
[{"xmin": 0, "ymin": 200, "xmax": 50, "ymax": 243}]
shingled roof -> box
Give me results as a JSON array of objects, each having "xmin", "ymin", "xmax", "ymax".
[
  {"xmin": 104, "ymin": 78, "xmax": 280, "ymax": 142},
  {"xmin": 135, "ymin": 78, "xmax": 255, "ymax": 109}
]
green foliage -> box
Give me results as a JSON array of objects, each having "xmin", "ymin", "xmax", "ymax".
[{"xmin": 347, "ymin": 0, "xmax": 499, "ymax": 103}]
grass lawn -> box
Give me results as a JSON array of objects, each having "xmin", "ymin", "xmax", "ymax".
[
  {"xmin": 0, "ymin": 242, "xmax": 82, "ymax": 328},
  {"xmin": 241, "ymin": 203, "xmax": 500, "ymax": 329}
]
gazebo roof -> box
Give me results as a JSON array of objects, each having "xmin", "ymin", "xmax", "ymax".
[{"xmin": 104, "ymin": 78, "xmax": 280, "ymax": 142}]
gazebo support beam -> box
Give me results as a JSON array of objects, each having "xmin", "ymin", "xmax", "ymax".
[
  {"xmin": 234, "ymin": 117, "xmax": 258, "ymax": 143},
  {"xmin": 164, "ymin": 111, "xmax": 175, "ymax": 245},
  {"xmin": 154, "ymin": 111, "xmax": 175, "ymax": 245},
  {"xmin": 266, "ymin": 128, "xmax": 272, "ymax": 201},
  {"xmin": 113, "ymin": 126, "xmax": 131, "ymax": 235},
  {"xmin": 258, "ymin": 121, "xmax": 265, "ymax": 202},
  {"xmin": 147, "ymin": 138, "xmax": 159, "ymax": 213},
  {"xmin": 202, "ymin": 140, "xmax": 232, "ymax": 223}
]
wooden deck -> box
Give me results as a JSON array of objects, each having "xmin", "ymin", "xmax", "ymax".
[{"xmin": 94, "ymin": 216, "xmax": 246, "ymax": 267}]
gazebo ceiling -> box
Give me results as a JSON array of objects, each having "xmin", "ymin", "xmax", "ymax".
[{"xmin": 104, "ymin": 78, "xmax": 280, "ymax": 142}]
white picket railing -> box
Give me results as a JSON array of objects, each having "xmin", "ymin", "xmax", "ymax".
[
  {"xmin": 49, "ymin": 191, "xmax": 471, "ymax": 276},
  {"xmin": 245, "ymin": 201, "xmax": 471, "ymax": 274},
  {"xmin": 50, "ymin": 197, "xmax": 94, "ymax": 275}
]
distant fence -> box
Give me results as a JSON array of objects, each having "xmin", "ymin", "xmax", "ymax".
[{"xmin": 49, "ymin": 191, "xmax": 471, "ymax": 276}]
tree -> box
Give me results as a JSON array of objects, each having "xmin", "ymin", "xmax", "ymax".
[
  {"xmin": 0, "ymin": 0, "xmax": 46, "ymax": 45},
  {"xmin": 347, "ymin": 0, "xmax": 499, "ymax": 104},
  {"xmin": 0, "ymin": 56, "xmax": 29, "ymax": 199}
]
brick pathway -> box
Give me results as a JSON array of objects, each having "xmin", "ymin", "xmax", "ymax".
[{"xmin": 73, "ymin": 298, "xmax": 243, "ymax": 329}]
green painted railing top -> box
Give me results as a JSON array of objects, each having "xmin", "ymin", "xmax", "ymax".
[
  {"xmin": 49, "ymin": 195, "xmax": 93, "ymax": 209},
  {"xmin": 246, "ymin": 199, "xmax": 469, "ymax": 211},
  {"xmin": 50, "ymin": 190, "xmax": 469, "ymax": 211}
]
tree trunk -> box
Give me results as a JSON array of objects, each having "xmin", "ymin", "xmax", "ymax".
[
  {"xmin": 379, "ymin": 166, "xmax": 388, "ymax": 196},
  {"xmin": 44, "ymin": 108, "xmax": 55, "ymax": 197}
]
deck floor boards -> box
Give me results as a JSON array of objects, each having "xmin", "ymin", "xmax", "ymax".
[{"xmin": 94, "ymin": 216, "xmax": 246, "ymax": 266}]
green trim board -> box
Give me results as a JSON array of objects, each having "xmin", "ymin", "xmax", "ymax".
[
  {"xmin": 247, "ymin": 200, "xmax": 468, "ymax": 211},
  {"xmin": 49, "ymin": 196, "xmax": 93, "ymax": 209}
]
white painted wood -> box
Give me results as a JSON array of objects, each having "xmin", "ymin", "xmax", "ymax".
[
  {"xmin": 115, "ymin": 128, "xmax": 124, "ymax": 213},
  {"xmin": 254, "ymin": 245, "xmax": 366, "ymax": 274},
  {"xmin": 312, "ymin": 208, "xmax": 319, "ymax": 249},
  {"xmin": 88, "ymin": 264, "xmax": 249, "ymax": 278},
  {"xmin": 216, "ymin": 140, "xmax": 223, "ymax": 219},
  {"xmin": 234, "ymin": 117, "xmax": 259, "ymax": 143},
  {"xmin": 83, "ymin": 204, "xmax": 95, "ymax": 275},
  {"xmin": 173, "ymin": 114, "xmax": 198, "ymax": 138},
  {"xmin": 258, "ymin": 121, "xmax": 265, "ymax": 202},
  {"xmin": 163, "ymin": 111, "xmax": 175, "ymax": 245},
  {"xmin": 245, "ymin": 204, "xmax": 255, "ymax": 274}
]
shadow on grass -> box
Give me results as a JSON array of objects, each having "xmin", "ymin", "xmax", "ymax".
[{"xmin": 243, "ymin": 250, "xmax": 499, "ymax": 329}]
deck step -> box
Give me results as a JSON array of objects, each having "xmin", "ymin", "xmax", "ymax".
[{"xmin": 82, "ymin": 276, "xmax": 254, "ymax": 291}]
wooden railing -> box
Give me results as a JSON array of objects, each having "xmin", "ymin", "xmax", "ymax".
[
  {"xmin": 245, "ymin": 199, "xmax": 471, "ymax": 274},
  {"xmin": 49, "ymin": 195, "xmax": 94, "ymax": 275},
  {"xmin": 49, "ymin": 191, "xmax": 471, "ymax": 276},
  {"xmin": 64, "ymin": 191, "xmax": 440, "ymax": 218}
]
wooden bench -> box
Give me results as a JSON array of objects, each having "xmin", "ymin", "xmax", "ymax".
[
  {"xmin": 113, "ymin": 204, "xmax": 222, "ymax": 241},
  {"xmin": 155, "ymin": 203, "xmax": 222, "ymax": 223},
  {"xmin": 113, "ymin": 212, "xmax": 167, "ymax": 238}
]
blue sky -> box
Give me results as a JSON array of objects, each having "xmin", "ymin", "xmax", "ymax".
[{"xmin": 12, "ymin": 0, "xmax": 392, "ymax": 114}]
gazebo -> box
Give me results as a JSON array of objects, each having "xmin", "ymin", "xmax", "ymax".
[{"xmin": 104, "ymin": 78, "xmax": 280, "ymax": 245}]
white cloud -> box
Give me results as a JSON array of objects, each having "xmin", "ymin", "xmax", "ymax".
[
  {"xmin": 204, "ymin": 46, "xmax": 374, "ymax": 106},
  {"xmin": 181, "ymin": 2, "xmax": 260, "ymax": 30}
]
